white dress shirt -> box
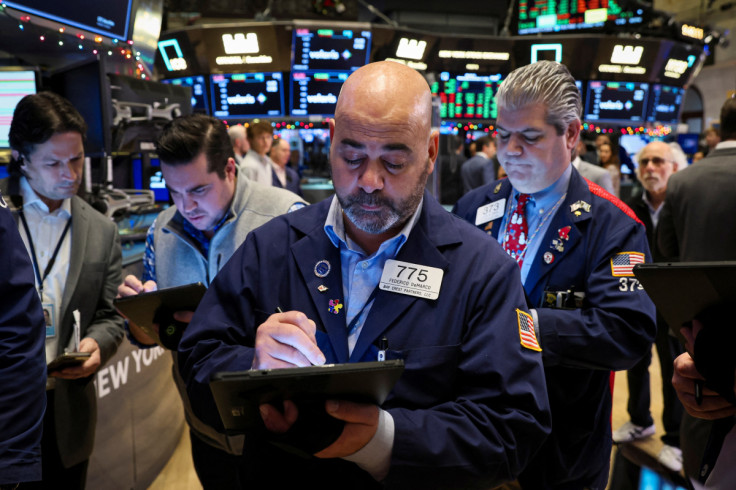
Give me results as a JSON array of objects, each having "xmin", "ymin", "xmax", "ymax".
[
  {"xmin": 242, "ymin": 150, "xmax": 275, "ymax": 186},
  {"xmin": 17, "ymin": 176, "xmax": 73, "ymax": 364}
]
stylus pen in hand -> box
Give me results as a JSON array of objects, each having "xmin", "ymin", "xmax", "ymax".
[
  {"xmin": 275, "ymin": 306, "xmax": 322, "ymax": 366},
  {"xmin": 695, "ymin": 379, "xmax": 704, "ymax": 406}
]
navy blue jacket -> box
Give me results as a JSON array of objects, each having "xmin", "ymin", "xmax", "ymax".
[
  {"xmin": 454, "ymin": 168, "xmax": 656, "ymax": 488},
  {"xmin": 0, "ymin": 194, "xmax": 46, "ymax": 485},
  {"xmin": 272, "ymin": 165, "xmax": 303, "ymax": 197},
  {"xmin": 179, "ymin": 193, "xmax": 551, "ymax": 489}
]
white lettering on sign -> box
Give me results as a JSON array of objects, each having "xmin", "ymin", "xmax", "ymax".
[
  {"xmin": 306, "ymin": 93, "xmax": 337, "ymax": 104},
  {"xmin": 611, "ymin": 45, "xmax": 644, "ymax": 65},
  {"xmin": 222, "ymin": 33, "xmax": 259, "ymax": 54},
  {"xmin": 310, "ymin": 49, "xmax": 340, "ymax": 60},
  {"xmin": 96, "ymin": 346, "xmax": 166, "ymax": 399},
  {"xmin": 396, "ymin": 38, "xmax": 427, "ymax": 60}
]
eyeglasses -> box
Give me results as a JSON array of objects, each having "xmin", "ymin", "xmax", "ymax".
[{"xmin": 638, "ymin": 157, "xmax": 672, "ymax": 166}]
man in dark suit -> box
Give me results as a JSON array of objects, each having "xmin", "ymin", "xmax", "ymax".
[
  {"xmin": 658, "ymin": 96, "xmax": 736, "ymax": 480},
  {"xmin": 0, "ymin": 193, "xmax": 46, "ymax": 487},
  {"xmin": 615, "ymin": 141, "xmax": 684, "ymax": 472},
  {"xmin": 270, "ymin": 136, "xmax": 303, "ymax": 197},
  {"xmin": 659, "ymin": 97, "xmax": 736, "ymax": 261},
  {"xmin": 461, "ymin": 135, "xmax": 496, "ymax": 193},
  {"xmin": 3, "ymin": 92, "xmax": 123, "ymax": 489}
]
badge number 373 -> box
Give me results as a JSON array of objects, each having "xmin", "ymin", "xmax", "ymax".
[{"xmin": 618, "ymin": 277, "xmax": 643, "ymax": 292}]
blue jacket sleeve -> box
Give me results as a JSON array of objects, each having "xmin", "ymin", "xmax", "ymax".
[
  {"xmin": 535, "ymin": 214, "xmax": 656, "ymax": 371},
  {"xmin": 0, "ymin": 201, "xmax": 46, "ymax": 485}
]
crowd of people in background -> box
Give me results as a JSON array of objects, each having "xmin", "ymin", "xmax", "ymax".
[
  {"xmin": 443, "ymin": 122, "xmax": 721, "ymax": 206},
  {"xmin": 1, "ymin": 60, "xmax": 735, "ymax": 490}
]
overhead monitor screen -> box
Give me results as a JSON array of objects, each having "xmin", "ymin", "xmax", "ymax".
[
  {"xmin": 162, "ymin": 76, "xmax": 209, "ymax": 113},
  {"xmin": 210, "ymin": 72, "xmax": 285, "ymax": 119},
  {"xmin": 516, "ymin": 0, "xmax": 643, "ymax": 35},
  {"xmin": 289, "ymin": 71, "xmax": 347, "ymax": 117},
  {"xmin": 584, "ymin": 80, "xmax": 649, "ymax": 123},
  {"xmin": 0, "ymin": 70, "xmax": 37, "ymax": 148},
  {"xmin": 292, "ymin": 27, "xmax": 371, "ymax": 72},
  {"xmin": 5, "ymin": 0, "xmax": 133, "ymax": 41},
  {"xmin": 647, "ymin": 84, "xmax": 683, "ymax": 124},
  {"xmin": 430, "ymin": 72, "xmax": 503, "ymax": 120}
]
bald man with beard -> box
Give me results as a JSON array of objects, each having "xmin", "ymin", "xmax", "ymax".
[{"xmin": 178, "ymin": 61, "xmax": 551, "ymax": 489}]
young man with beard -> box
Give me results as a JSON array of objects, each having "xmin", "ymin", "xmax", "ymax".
[
  {"xmin": 178, "ymin": 61, "xmax": 551, "ymax": 489},
  {"xmin": 117, "ymin": 114, "xmax": 305, "ymax": 489}
]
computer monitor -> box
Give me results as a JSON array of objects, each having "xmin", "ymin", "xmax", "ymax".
[
  {"xmin": 45, "ymin": 57, "xmax": 112, "ymax": 157},
  {"xmin": 515, "ymin": 0, "xmax": 645, "ymax": 35},
  {"xmin": 161, "ymin": 76, "xmax": 209, "ymax": 114},
  {"xmin": 131, "ymin": 154, "xmax": 169, "ymax": 203},
  {"xmin": 292, "ymin": 27, "xmax": 371, "ymax": 72},
  {"xmin": 0, "ymin": 68, "xmax": 38, "ymax": 149},
  {"xmin": 289, "ymin": 71, "xmax": 347, "ymax": 117},
  {"xmin": 211, "ymin": 72, "xmax": 285, "ymax": 119},
  {"xmin": 619, "ymin": 134, "xmax": 652, "ymax": 164},
  {"xmin": 4, "ymin": 0, "xmax": 133, "ymax": 41},
  {"xmin": 430, "ymin": 72, "xmax": 503, "ymax": 120},
  {"xmin": 585, "ymin": 80, "xmax": 649, "ymax": 124},
  {"xmin": 647, "ymin": 84, "xmax": 683, "ymax": 124}
]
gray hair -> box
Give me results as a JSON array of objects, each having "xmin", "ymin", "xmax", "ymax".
[
  {"xmin": 667, "ymin": 142, "xmax": 687, "ymax": 170},
  {"xmin": 227, "ymin": 124, "xmax": 246, "ymax": 145},
  {"xmin": 496, "ymin": 61, "xmax": 582, "ymax": 135}
]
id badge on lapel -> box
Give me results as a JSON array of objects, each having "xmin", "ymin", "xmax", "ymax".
[{"xmin": 43, "ymin": 302, "xmax": 56, "ymax": 338}]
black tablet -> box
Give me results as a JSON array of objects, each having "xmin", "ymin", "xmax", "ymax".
[
  {"xmin": 113, "ymin": 282, "xmax": 207, "ymax": 346},
  {"xmin": 209, "ymin": 360, "xmax": 405, "ymax": 433},
  {"xmin": 633, "ymin": 261, "xmax": 736, "ymax": 343}
]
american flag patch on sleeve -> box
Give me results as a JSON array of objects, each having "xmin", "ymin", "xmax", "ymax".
[
  {"xmin": 517, "ymin": 309, "xmax": 541, "ymax": 352},
  {"xmin": 610, "ymin": 251, "xmax": 645, "ymax": 277}
]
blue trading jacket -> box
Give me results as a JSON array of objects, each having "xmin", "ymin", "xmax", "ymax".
[
  {"xmin": 454, "ymin": 167, "xmax": 656, "ymax": 487},
  {"xmin": 179, "ymin": 192, "xmax": 552, "ymax": 489}
]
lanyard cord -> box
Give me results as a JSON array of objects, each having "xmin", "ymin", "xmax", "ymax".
[{"xmin": 19, "ymin": 209, "xmax": 72, "ymax": 297}]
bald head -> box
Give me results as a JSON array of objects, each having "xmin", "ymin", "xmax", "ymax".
[
  {"xmin": 336, "ymin": 61, "xmax": 433, "ymax": 136},
  {"xmin": 328, "ymin": 61, "xmax": 439, "ymax": 253}
]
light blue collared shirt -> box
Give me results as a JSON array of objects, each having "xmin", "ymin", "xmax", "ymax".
[
  {"xmin": 498, "ymin": 165, "xmax": 572, "ymax": 284},
  {"xmin": 322, "ymin": 194, "xmax": 423, "ymax": 481},
  {"xmin": 323, "ymin": 195, "xmax": 422, "ymax": 354}
]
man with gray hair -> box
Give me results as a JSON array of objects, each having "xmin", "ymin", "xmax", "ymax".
[
  {"xmin": 614, "ymin": 140, "xmax": 684, "ymax": 472},
  {"xmin": 227, "ymin": 124, "xmax": 249, "ymax": 167},
  {"xmin": 454, "ymin": 60, "xmax": 655, "ymax": 488}
]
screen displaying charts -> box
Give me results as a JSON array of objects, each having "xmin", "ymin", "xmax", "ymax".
[
  {"xmin": 210, "ymin": 72, "xmax": 285, "ymax": 119},
  {"xmin": 0, "ymin": 70, "xmax": 36, "ymax": 148},
  {"xmin": 290, "ymin": 71, "xmax": 347, "ymax": 117},
  {"xmin": 290, "ymin": 26, "xmax": 371, "ymax": 117},
  {"xmin": 647, "ymin": 84, "xmax": 683, "ymax": 124},
  {"xmin": 292, "ymin": 27, "xmax": 371, "ymax": 72},
  {"xmin": 585, "ymin": 80, "xmax": 649, "ymax": 123},
  {"xmin": 516, "ymin": 0, "xmax": 643, "ymax": 35},
  {"xmin": 162, "ymin": 76, "xmax": 208, "ymax": 113},
  {"xmin": 431, "ymin": 72, "xmax": 503, "ymax": 120}
]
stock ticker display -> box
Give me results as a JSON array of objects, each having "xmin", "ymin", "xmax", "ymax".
[
  {"xmin": 431, "ymin": 72, "xmax": 503, "ymax": 120},
  {"xmin": 516, "ymin": 0, "xmax": 644, "ymax": 35}
]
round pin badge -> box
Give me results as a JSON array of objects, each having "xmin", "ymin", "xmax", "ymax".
[
  {"xmin": 314, "ymin": 260, "xmax": 331, "ymax": 278},
  {"xmin": 543, "ymin": 251, "xmax": 554, "ymax": 264}
]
